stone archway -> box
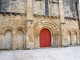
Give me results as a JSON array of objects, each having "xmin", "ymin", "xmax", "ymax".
[
  {"xmin": 16, "ymin": 27, "xmax": 26, "ymax": 50},
  {"xmin": 34, "ymin": 21, "xmax": 60, "ymax": 48}
]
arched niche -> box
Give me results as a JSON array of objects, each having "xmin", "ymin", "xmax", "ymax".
[
  {"xmin": 5, "ymin": 30, "xmax": 12, "ymax": 49},
  {"xmin": 17, "ymin": 29, "xmax": 24, "ymax": 49},
  {"xmin": 73, "ymin": 31, "xmax": 77, "ymax": 45},
  {"xmin": 67, "ymin": 31, "xmax": 72, "ymax": 45}
]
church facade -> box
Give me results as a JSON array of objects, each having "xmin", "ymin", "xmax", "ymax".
[{"xmin": 0, "ymin": 0, "xmax": 80, "ymax": 50}]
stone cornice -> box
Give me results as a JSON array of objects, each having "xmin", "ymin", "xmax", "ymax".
[
  {"xmin": 0, "ymin": 12, "xmax": 27, "ymax": 16},
  {"xmin": 33, "ymin": 14, "xmax": 60, "ymax": 19},
  {"xmin": 65, "ymin": 17, "xmax": 78, "ymax": 20}
]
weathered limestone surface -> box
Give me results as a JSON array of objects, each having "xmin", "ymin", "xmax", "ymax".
[
  {"xmin": 0, "ymin": 0, "xmax": 79, "ymax": 50},
  {"xmin": 62, "ymin": 19, "xmax": 79, "ymax": 46},
  {"xmin": 27, "ymin": 0, "xmax": 34, "ymax": 49},
  {"xmin": 33, "ymin": 0, "xmax": 45, "ymax": 15},
  {"xmin": 50, "ymin": 0, "xmax": 59, "ymax": 16},
  {"xmin": 63, "ymin": 0, "xmax": 79, "ymax": 18},
  {"xmin": 0, "ymin": 0, "xmax": 27, "ymax": 13},
  {"xmin": 0, "ymin": 14, "xmax": 26, "ymax": 49}
]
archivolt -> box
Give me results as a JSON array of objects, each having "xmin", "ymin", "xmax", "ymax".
[
  {"xmin": 3, "ymin": 27, "xmax": 14, "ymax": 34},
  {"xmin": 16, "ymin": 27, "xmax": 26, "ymax": 34},
  {"xmin": 34, "ymin": 21, "xmax": 59, "ymax": 36},
  {"xmin": 71, "ymin": 30, "xmax": 78, "ymax": 35},
  {"xmin": 67, "ymin": 29, "xmax": 78, "ymax": 35}
]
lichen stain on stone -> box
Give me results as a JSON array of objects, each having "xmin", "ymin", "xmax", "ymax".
[{"xmin": 0, "ymin": 0, "xmax": 27, "ymax": 13}]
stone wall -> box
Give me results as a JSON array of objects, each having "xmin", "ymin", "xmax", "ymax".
[
  {"xmin": 33, "ymin": 16, "xmax": 61, "ymax": 48},
  {"xmin": 50, "ymin": 0, "xmax": 59, "ymax": 17},
  {"xmin": 33, "ymin": 0, "xmax": 45, "ymax": 15},
  {"xmin": 63, "ymin": 0, "xmax": 79, "ymax": 18},
  {"xmin": 33, "ymin": 0, "xmax": 59, "ymax": 16},
  {"xmin": 0, "ymin": 0, "xmax": 27, "ymax": 13},
  {"xmin": 62, "ymin": 19, "xmax": 79, "ymax": 46},
  {"xmin": 0, "ymin": 0, "xmax": 79, "ymax": 50},
  {"xmin": 0, "ymin": 14, "xmax": 26, "ymax": 49}
]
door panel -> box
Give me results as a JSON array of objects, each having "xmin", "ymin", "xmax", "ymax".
[
  {"xmin": 45, "ymin": 29, "xmax": 51, "ymax": 47},
  {"xmin": 40, "ymin": 29, "xmax": 45, "ymax": 47},
  {"xmin": 40, "ymin": 28, "xmax": 51, "ymax": 47}
]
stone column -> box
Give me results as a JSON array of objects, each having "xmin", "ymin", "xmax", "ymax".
[
  {"xmin": 71, "ymin": 33, "xmax": 74, "ymax": 45},
  {"xmin": 12, "ymin": 33, "xmax": 17, "ymax": 50},
  {"xmin": 26, "ymin": 0, "xmax": 34, "ymax": 49},
  {"xmin": 0, "ymin": 34, "xmax": 5, "ymax": 49},
  {"xmin": 77, "ymin": 33, "xmax": 79, "ymax": 45},
  {"xmin": 57, "ymin": 32, "xmax": 61, "ymax": 47},
  {"xmin": 23, "ymin": 34, "xmax": 26, "ymax": 49},
  {"xmin": 34, "ymin": 35, "xmax": 39, "ymax": 49},
  {"xmin": 59, "ymin": 0, "xmax": 66, "ymax": 47},
  {"xmin": 53, "ymin": 30, "xmax": 57, "ymax": 47},
  {"xmin": 53, "ymin": 35, "xmax": 56, "ymax": 47},
  {"xmin": 51, "ymin": 35, "xmax": 53, "ymax": 47}
]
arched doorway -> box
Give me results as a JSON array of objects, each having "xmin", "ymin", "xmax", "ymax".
[{"xmin": 40, "ymin": 28, "xmax": 51, "ymax": 47}]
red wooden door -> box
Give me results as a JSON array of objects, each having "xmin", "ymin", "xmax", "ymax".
[{"xmin": 40, "ymin": 28, "xmax": 51, "ymax": 47}]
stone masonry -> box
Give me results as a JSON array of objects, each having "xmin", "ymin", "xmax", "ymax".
[{"xmin": 0, "ymin": 0, "xmax": 79, "ymax": 50}]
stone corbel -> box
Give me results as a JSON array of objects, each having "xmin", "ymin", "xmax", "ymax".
[
  {"xmin": 27, "ymin": 20, "xmax": 33, "ymax": 25},
  {"xmin": 61, "ymin": 22, "xmax": 66, "ymax": 25}
]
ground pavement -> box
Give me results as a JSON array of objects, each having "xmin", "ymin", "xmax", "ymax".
[{"xmin": 0, "ymin": 46, "xmax": 80, "ymax": 60}]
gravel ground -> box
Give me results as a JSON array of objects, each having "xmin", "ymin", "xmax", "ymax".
[{"xmin": 0, "ymin": 46, "xmax": 80, "ymax": 60}]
